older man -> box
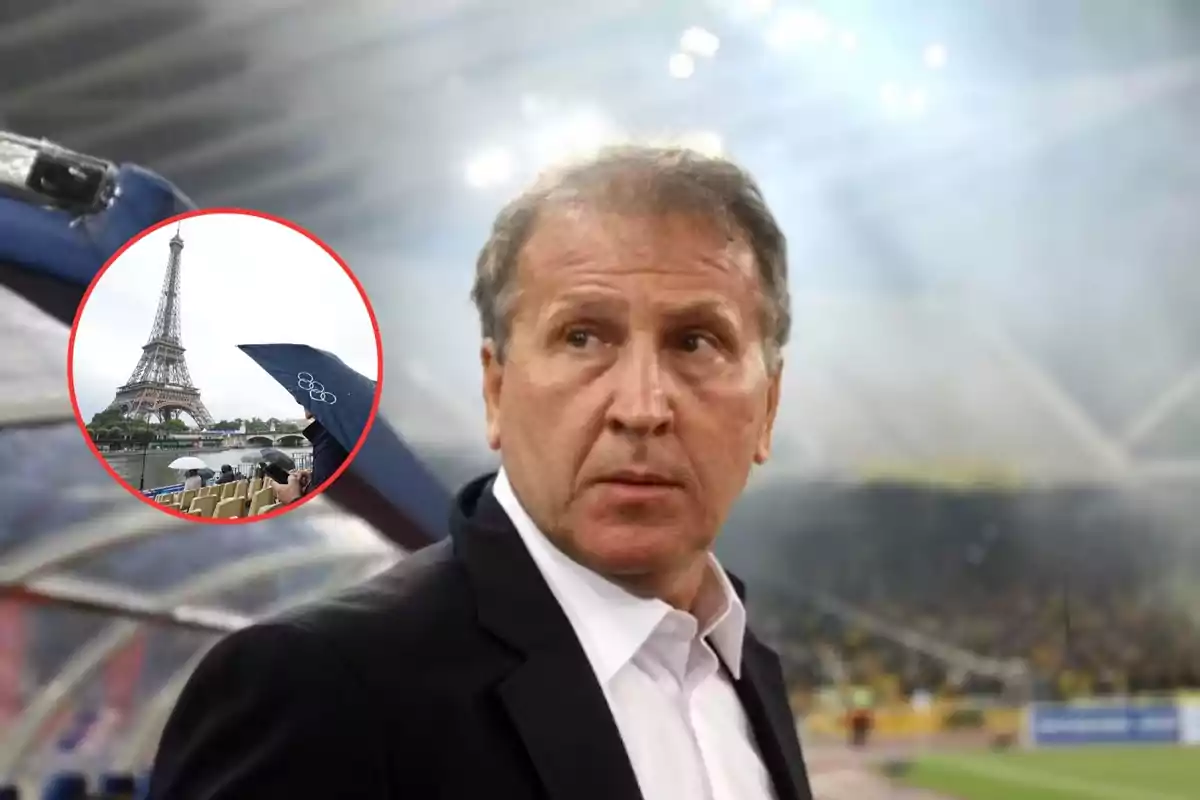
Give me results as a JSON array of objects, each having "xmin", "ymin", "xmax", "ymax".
[{"xmin": 149, "ymin": 145, "xmax": 813, "ymax": 800}]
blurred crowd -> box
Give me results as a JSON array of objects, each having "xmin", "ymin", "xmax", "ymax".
[{"xmin": 745, "ymin": 482, "xmax": 1200, "ymax": 705}]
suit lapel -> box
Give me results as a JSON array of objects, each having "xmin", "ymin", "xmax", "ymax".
[
  {"xmin": 454, "ymin": 476, "xmax": 644, "ymax": 800},
  {"xmin": 732, "ymin": 636, "xmax": 814, "ymax": 800},
  {"xmin": 499, "ymin": 646, "xmax": 644, "ymax": 800}
]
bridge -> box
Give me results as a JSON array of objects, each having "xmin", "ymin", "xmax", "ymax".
[
  {"xmin": 164, "ymin": 431, "xmax": 309, "ymax": 448},
  {"xmin": 221, "ymin": 432, "xmax": 308, "ymax": 448}
]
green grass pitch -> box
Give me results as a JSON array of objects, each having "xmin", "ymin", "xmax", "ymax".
[{"xmin": 901, "ymin": 745, "xmax": 1200, "ymax": 800}]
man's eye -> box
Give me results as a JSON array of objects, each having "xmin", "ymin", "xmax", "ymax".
[
  {"xmin": 679, "ymin": 331, "xmax": 715, "ymax": 353},
  {"xmin": 565, "ymin": 329, "xmax": 594, "ymax": 348}
]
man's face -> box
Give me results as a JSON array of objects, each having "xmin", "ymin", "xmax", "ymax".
[{"xmin": 481, "ymin": 207, "xmax": 782, "ymax": 586}]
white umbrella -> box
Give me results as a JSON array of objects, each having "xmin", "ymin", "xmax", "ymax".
[{"xmin": 168, "ymin": 455, "xmax": 207, "ymax": 470}]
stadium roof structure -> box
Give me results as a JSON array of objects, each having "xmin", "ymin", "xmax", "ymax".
[
  {"xmin": 3, "ymin": 0, "xmax": 1200, "ymax": 784},
  {"xmin": 5, "ymin": 0, "xmax": 1199, "ymax": 486},
  {"xmin": 0, "ymin": 382, "xmax": 400, "ymax": 781},
  {"xmin": 0, "ymin": 284, "xmax": 408, "ymax": 784}
]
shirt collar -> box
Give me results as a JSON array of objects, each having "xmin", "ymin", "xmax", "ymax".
[{"xmin": 492, "ymin": 467, "xmax": 747, "ymax": 682}]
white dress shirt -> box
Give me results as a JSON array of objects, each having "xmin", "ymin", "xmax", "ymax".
[{"xmin": 493, "ymin": 468, "xmax": 777, "ymax": 800}]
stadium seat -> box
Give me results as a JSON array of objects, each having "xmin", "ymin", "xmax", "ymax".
[
  {"xmin": 214, "ymin": 496, "xmax": 243, "ymax": 519},
  {"xmin": 188, "ymin": 494, "xmax": 219, "ymax": 518},
  {"xmin": 247, "ymin": 487, "xmax": 274, "ymax": 516}
]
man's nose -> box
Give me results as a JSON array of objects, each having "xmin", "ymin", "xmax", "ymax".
[{"xmin": 605, "ymin": 340, "xmax": 672, "ymax": 437}]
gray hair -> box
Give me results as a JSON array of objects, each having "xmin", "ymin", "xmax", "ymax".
[{"xmin": 470, "ymin": 144, "xmax": 790, "ymax": 370}]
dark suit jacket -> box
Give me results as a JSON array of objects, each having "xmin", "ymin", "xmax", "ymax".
[{"xmin": 148, "ymin": 474, "xmax": 814, "ymax": 800}]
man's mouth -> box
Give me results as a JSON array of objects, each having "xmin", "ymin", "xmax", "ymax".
[{"xmin": 595, "ymin": 470, "xmax": 682, "ymax": 488}]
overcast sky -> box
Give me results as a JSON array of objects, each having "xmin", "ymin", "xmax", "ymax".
[{"xmin": 72, "ymin": 213, "xmax": 379, "ymax": 425}]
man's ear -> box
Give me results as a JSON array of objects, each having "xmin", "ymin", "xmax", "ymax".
[
  {"xmin": 481, "ymin": 338, "xmax": 503, "ymax": 451},
  {"xmin": 753, "ymin": 358, "xmax": 783, "ymax": 465}
]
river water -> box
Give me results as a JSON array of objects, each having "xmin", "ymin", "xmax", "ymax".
[{"xmin": 103, "ymin": 446, "xmax": 314, "ymax": 491}]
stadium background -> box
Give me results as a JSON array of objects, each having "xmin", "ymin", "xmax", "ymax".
[{"xmin": 2, "ymin": 1, "xmax": 1200, "ymax": 797}]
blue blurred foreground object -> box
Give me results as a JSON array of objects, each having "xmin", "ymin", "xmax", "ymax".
[
  {"xmin": 99, "ymin": 772, "xmax": 137, "ymax": 799},
  {"xmin": 238, "ymin": 343, "xmax": 450, "ymax": 548},
  {"xmin": 40, "ymin": 771, "xmax": 87, "ymax": 800},
  {"xmin": 0, "ymin": 131, "xmax": 117, "ymax": 216},
  {"xmin": 0, "ymin": 131, "xmax": 195, "ymax": 325}
]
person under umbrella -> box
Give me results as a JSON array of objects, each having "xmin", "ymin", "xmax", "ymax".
[
  {"xmin": 258, "ymin": 447, "xmax": 295, "ymax": 473},
  {"xmin": 266, "ymin": 409, "xmax": 354, "ymax": 509},
  {"xmin": 263, "ymin": 411, "xmax": 349, "ymax": 509},
  {"xmin": 167, "ymin": 455, "xmax": 207, "ymax": 491},
  {"xmin": 237, "ymin": 448, "xmax": 293, "ymax": 480},
  {"xmin": 254, "ymin": 447, "xmax": 296, "ymax": 487},
  {"xmin": 303, "ymin": 407, "xmax": 347, "ymax": 491},
  {"xmin": 267, "ymin": 412, "xmax": 348, "ymax": 506},
  {"xmin": 238, "ymin": 343, "xmax": 450, "ymax": 547},
  {"xmin": 181, "ymin": 469, "xmax": 202, "ymax": 491},
  {"xmin": 273, "ymin": 408, "xmax": 348, "ymax": 505},
  {"xmin": 239, "ymin": 453, "xmax": 271, "ymax": 483}
]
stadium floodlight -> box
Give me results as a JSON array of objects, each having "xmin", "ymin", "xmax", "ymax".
[
  {"xmin": 879, "ymin": 82, "xmax": 903, "ymax": 110},
  {"xmin": 681, "ymin": 27, "xmax": 721, "ymax": 59},
  {"xmin": 679, "ymin": 131, "xmax": 724, "ymax": 157},
  {"xmin": 879, "ymin": 82, "xmax": 930, "ymax": 119},
  {"xmin": 924, "ymin": 43, "xmax": 948, "ymax": 69},
  {"xmin": 519, "ymin": 93, "xmax": 548, "ymax": 119},
  {"xmin": 669, "ymin": 52, "xmax": 696, "ymax": 79},
  {"xmin": 0, "ymin": 130, "xmax": 118, "ymax": 215},
  {"xmin": 464, "ymin": 147, "xmax": 516, "ymax": 189},
  {"xmin": 530, "ymin": 108, "xmax": 621, "ymax": 167},
  {"xmin": 765, "ymin": 9, "xmax": 830, "ymax": 49},
  {"xmin": 908, "ymin": 87, "xmax": 929, "ymax": 115}
]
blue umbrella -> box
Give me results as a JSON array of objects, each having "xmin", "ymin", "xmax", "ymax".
[
  {"xmin": 0, "ymin": 139, "xmax": 195, "ymax": 325},
  {"xmin": 237, "ymin": 343, "xmax": 450, "ymax": 546}
]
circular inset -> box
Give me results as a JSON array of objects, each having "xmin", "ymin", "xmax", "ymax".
[{"xmin": 68, "ymin": 208, "xmax": 382, "ymax": 523}]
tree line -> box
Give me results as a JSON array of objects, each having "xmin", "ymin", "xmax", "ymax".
[{"xmin": 86, "ymin": 409, "xmax": 303, "ymax": 444}]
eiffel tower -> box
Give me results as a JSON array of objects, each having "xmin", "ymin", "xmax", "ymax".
[{"xmin": 107, "ymin": 225, "xmax": 214, "ymax": 427}]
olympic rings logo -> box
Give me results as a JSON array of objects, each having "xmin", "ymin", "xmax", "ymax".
[{"xmin": 297, "ymin": 371, "xmax": 337, "ymax": 404}]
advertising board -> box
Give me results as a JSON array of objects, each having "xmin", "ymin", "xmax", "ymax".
[{"xmin": 1030, "ymin": 703, "xmax": 1180, "ymax": 747}]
